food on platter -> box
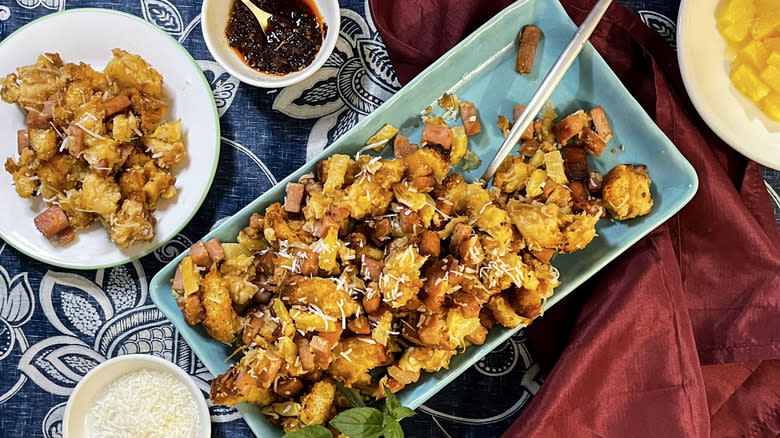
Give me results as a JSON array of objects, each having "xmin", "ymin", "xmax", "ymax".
[
  {"xmin": 171, "ymin": 90, "xmax": 653, "ymax": 433},
  {"xmin": 717, "ymin": 0, "xmax": 780, "ymax": 121},
  {"xmin": 1, "ymin": 50, "xmax": 186, "ymax": 247},
  {"xmin": 516, "ymin": 25, "xmax": 542, "ymax": 74}
]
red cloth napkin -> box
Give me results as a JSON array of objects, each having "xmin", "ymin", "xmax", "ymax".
[{"xmin": 369, "ymin": 0, "xmax": 780, "ymax": 436}]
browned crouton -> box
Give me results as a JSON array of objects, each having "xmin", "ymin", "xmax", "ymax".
[
  {"xmin": 580, "ymin": 127, "xmax": 607, "ymax": 157},
  {"xmin": 419, "ymin": 230, "xmax": 441, "ymax": 257},
  {"xmin": 515, "ymin": 25, "xmax": 542, "ymax": 74},
  {"xmin": 553, "ymin": 110, "xmax": 588, "ymax": 144},
  {"xmin": 398, "ymin": 207, "xmax": 421, "ymax": 234},
  {"xmin": 562, "ymin": 146, "xmax": 589, "ymax": 182}
]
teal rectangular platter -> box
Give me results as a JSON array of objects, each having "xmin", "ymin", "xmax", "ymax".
[{"xmin": 149, "ymin": 0, "xmax": 698, "ymax": 436}]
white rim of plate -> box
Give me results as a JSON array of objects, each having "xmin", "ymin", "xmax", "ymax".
[
  {"xmin": 0, "ymin": 8, "xmax": 221, "ymax": 269},
  {"xmin": 62, "ymin": 354, "xmax": 211, "ymax": 438}
]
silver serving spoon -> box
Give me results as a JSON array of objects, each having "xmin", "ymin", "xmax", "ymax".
[
  {"xmin": 240, "ymin": 0, "xmax": 273, "ymax": 34},
  {"xmin": 480, "ymin": 0, "xmax": 614, "ymax": 185}
]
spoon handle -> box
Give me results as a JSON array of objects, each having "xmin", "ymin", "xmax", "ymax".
[{"xmin": 480, "ymin": 0, "xmax": 613, "ymax": 184}]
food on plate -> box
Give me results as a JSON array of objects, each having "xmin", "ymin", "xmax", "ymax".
[
  {"xmin": 171, "ymin": 92, "xmax": 652, "ymax": 433},
  {"xmin": 226, "ymin": 0, "xmax": 326, "ymax": 75},
  {"xmin": 1, "ymin": 50, "xmax": 186, "ymax": 247},
  {"xmin": 516, "ymin": 25, "xmax": 542, "ymax": 74},
  {"xmin": 717, "ymin": 0, "xmax": 780, "ymax": 120}
]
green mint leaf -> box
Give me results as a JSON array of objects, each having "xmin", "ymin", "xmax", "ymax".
[
  {"xmin": 383, "ymin": 386, "xmax": 401, "ymax": 414},
  {"xmin": 330, "ymin": 407, "xmax": 384, "ymax": 438},
  {"xmin": 282, "ymin": 424, "xmax": 333, "ymax": 438},
  {"xmin": 391, "ymin": 406, "xmax": 416, "ymax": 420},
  {"xmin": 383, "ymin": 417, "xmax": 404, "ymax": 438},
  {"xmin": 336, "ymin": 381, "xmax": 366, "ymax": 408}
]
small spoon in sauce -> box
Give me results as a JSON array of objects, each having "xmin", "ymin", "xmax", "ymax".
[{"xmin": 239, "ymin": 0, "xmax": 272, "ymax": 34}]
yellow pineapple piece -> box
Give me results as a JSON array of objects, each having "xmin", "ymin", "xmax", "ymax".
[
  {"xmin": 740, "ymin": 39, "xmax": 770, "ymax": 68},
  {"xmin": 718, "ymin": 0, "xmax": 756, "ymax": 43},
  {"xmin": 759, "ymin": 65, "xmax": 780, "ymax": 94},
  {"xmin": 751, "ymin": 0, "xmax": 780, "ymax": 39},
  {"xmin": 760, "ymin": 93, "xmax": 780, "ymax": 121},
  {"xmin": 768, "ymin": 51, "xmax": 780, "ymax": 68},
  {"xmin": 766, "ymin": 38, "xmax": 780, "ymax": 67},
  {"xmin": 731, "ymin": 63, "xmax": 771, "ymax": 102}
]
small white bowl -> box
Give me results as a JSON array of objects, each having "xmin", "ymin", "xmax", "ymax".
[
  {"xmin": 202, "ymin": 0, "xmax": 340, "ymax": 88},
  {"xmin": 63, "ymin": 354, "xmax": 211, "ymax": 438}
]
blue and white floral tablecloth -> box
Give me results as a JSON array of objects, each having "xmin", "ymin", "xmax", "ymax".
[{"xmin": 0, "ymin": 1, "xmax": 777, "ymax": 437}]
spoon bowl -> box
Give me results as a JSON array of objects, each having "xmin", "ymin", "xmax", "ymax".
[{"xmin": 239, "ymin": 0, "xmax": 272, "ymax": 34}]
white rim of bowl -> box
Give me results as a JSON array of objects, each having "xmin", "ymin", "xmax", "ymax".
[
  {"xmin": 201, "ymin": 0, "xmax": 340, "ymax": 88},
  {"xmin": 676, "ymin": 0, "xmax": 780, "ymax": 170},
  {"xmin": 63, "ymin": 354, "xmax": 211, "ymax": 437}
]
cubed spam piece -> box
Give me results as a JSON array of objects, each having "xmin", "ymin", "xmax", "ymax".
[
  {"xmin": 284, "ymin": 183, "xmax": 305, "ymax": 213},
  {"xmin": 34, "ymin": 205, "xmax": 70, "ymax": 239},
  {"xmin": 190, "ymin": 240, "xmax": 212, "ymax": 267},
  {"xmin": 205, "ymin": 238, "xmax": 226, "ymax": 264},
  {"xmin": 421, "ymin": 123, "xmax": 452, "ymax": 149},
  {"xmin": 513, "ymin": 105, "xmax": 535, "ymax": 140},
  {"xmin": 17, "ymin": 130, "xmax": 29, "ymax": 154},
  {"xmin": 589, "ymin": 106, "xmax": 613, "ymax": 142},
  {"xmin": 394, "ymin": 134, "xmax": 419, "ymax": 159},
  {"xmin": 459, "ymin": 101, "xmax": 482, "ymax": 136},
  {"xmin": 104, "ymin": 95, "xmax": 132, "ymax": 117},
  {"xmin": 515, "ymin": 25, "xmax": 542, "ymax": 74}
]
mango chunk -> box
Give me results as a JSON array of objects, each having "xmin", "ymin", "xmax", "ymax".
[
  {"xmin": 718, "ymin": 0, "xmax": 756, "ymax": 43},
  {"xmin": 768, "ymin": 51, "xmax": 780, "ymax": 68},
  {"xmin": 760, "ymin": 93, "xmax": 780, "ymax": 121},
  {"xmin": 759, "ymin": 65, "xmax": 780, "ymax": 94},
  {"xmin": 718, "ymin": 0, "xmax": 756, "ymax": 28},
  {"xmin": 750, "ymin": 0, "xmax": 780, "ymax": 39},
  {"xmin": 740, "ymin": 39, "xmax": 770, "ymax": 68},
  {"xmin": 731, "ymin": 63, "xmax": 770, "ymax": 103}
]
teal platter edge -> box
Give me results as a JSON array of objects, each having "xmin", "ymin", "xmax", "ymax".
[{"xmin": 150, "ymin": 1, "xmax": 698, "ymax": 436}]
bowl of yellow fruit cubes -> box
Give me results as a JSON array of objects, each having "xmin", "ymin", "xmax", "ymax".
[{"xmin": 678, "ymin": 0, "xmax": 780, "ymax": 170}]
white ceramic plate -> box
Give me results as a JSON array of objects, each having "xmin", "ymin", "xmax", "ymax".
[
  {"xmin": 678, "ymin": 0, "xmax": 780, "ymax": 170},
  {"xmin": 63, "ymin": 354, "xmax": 211, "ymax": 438},
  {"xmin": 0, "ymin": 9, "xmax": 220, "ymax": 269}
]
